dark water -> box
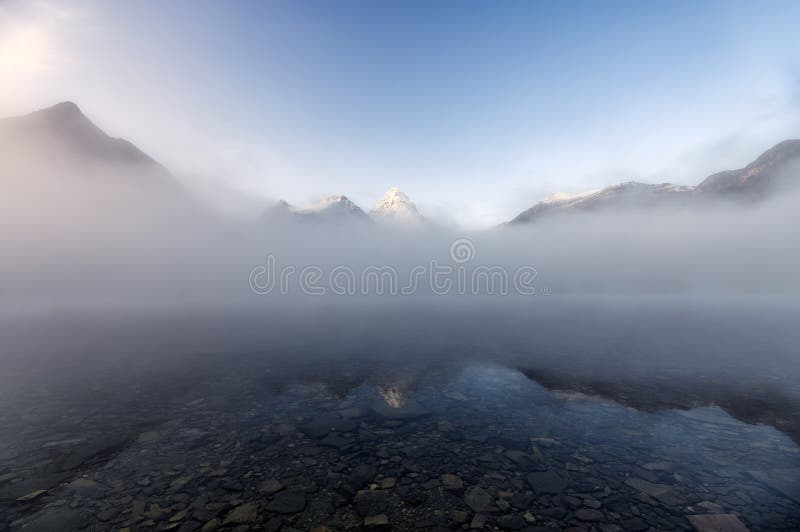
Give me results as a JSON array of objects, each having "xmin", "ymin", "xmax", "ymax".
[{"xmin": 1, "ymin": 299, "xmax": 799, "ymax": 531}]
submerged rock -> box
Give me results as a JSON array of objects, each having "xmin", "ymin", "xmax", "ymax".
[
  {"xmin": 370, "ymin": 400, "xmax": 431, "ymax": 420},
  {"xmin": 348, "ymin": 464, "xmax": 378, "ymax": 489},
  {"xmin": 442, "ymin": 473, "xmax": 464, "ymax": 492},
  {"xmin": 687, "ymin": 514, "xmax": 749, "ymax": 532},
  {"xmin": 15, "ymin": 489, "xmax": 47, "ymax": 502},
  {"xmin": 266, "ymin": 490, "xmax": 306, "ymax": 513},
  {"xmin": 364, "ymin": 514, "xmax": 390, "ymax": 527},
  {"xmin": 354, "ymin": 489, "xmax": 388, "ymax": 516},
  {"xmin": 526, "ymin": 470, "xmax": 567, "ymax": 494},
  {"xmin": 497, "ymin": 513, "xmax": 527, "ymax": 530},
  {"xmin": 464, "ymin": 486, "xmax": 493, "ymax": 512},
  {"xmin": 260, "ymin": 478, "xmax": 284, "ymax": 495},
  {"xmin": 223, "ymin": 503, "xmax": 259, "ymax": 525}
]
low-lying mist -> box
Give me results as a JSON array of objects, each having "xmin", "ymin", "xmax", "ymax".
[{"xmin": 2, "ymin": 154, "xmax": 800, "ymax": 309}]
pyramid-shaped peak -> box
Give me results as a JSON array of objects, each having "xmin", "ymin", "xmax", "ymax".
[
  {"xmin": 2, "ymin": 100, "xmax": 159, "ymax": 167},
  {"xmin": 48, "ymin": 101, "xmax": 82, "ymax": 114},
  {"xmin": 371, "ymin": 187, "xmax": 423, "ymax": 222},
  {"xmin": 32, "ymin": 101, "xmax": 89, "ymax": 124},
  {"xmin": 373, "ymin": 187, "xmax": 418, "ymax": 211}
]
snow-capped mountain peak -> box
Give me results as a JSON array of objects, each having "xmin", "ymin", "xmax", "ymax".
[
  {"xmin": 540, "ymin": 189, "xmax": 602, "ymax": 205},
  {"xmin": 297, "ymin": 194, "xmax": 369, "ymax": 219},
  {"xmin": 311, "ymin": 194, "xmax": 364, "ymax": 214},
  {"xmin": 370, "ymin": 187, "xmax": 423, "ymax": 222}
]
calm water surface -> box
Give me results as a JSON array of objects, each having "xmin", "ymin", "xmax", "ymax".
[{"xmin": 1, "ymin": 300, "xmax": 799, "ymax": 530}]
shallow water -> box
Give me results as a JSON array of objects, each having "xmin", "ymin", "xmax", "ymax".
[{"xmin": 1, "ymin": 300, "xmax": 799, "ymax": 530}]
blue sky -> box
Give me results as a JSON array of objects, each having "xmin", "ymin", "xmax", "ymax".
[{"xmin": 2, "ymin": 0, "xmax": 800, "ymax": 226}]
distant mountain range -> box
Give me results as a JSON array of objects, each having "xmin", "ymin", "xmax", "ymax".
[
  {"xmin": 509, "ymin": 139, "xmax": 800, "ymax": 224},
  {"xmin": 3, "ymin": 102, "xmax": 799, "ymax": 227},
  {"xmin": 262, "ymin": 187, "xmax": 424, "ymax": 225}
]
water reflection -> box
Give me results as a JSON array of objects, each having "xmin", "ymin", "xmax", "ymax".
[{"xmin": 376, "ymin": 385, "xmax": 405, "ymax": 408}]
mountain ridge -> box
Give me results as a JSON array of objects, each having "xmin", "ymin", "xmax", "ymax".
[
  {"xmin": 1, "ymin": 101, "xmax": 161, "ymax": 169},
  {"xmin": 509, "ymin": 139, "xmax": 800, "ymax": 225},
  {"xmin": 3, "ymin": 102, "xmax": 798, "ymax": 228},
  {"xmin": 264, "ymin": 188, "xmax": 424, "ymax": 225}
]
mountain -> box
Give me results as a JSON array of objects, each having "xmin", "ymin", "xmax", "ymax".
[
  {"xmin": 262, "ymin": 195, "xmax": 370, "ymax": 224},
  {"xmin": 0, "ymin": 101, "xmax": 203, "ymax": 232},
  {"xmin": 510, "ymin": 182, "xmax": 692, "ymax": 224},
  {"xmin": 370, "ymin": 187, "xmax": 424, "ymax": 224},
  {"xmin": 263, "ymin": 188, "xmax": 426, "ymax": 226},
  {"xmin": 0, "ymin": 101, "xmax": 162, "ymax": 170},
  {"xmin": 509, "ymin": 139, "xmax": 800, "ymax": 224},
  {"xmin": 696, "ymin": 139, "xmax": 800, "ymax": 196},
  {"xmin": 299, "ymin": 194, "xmax": 369, "ymax": 219}
]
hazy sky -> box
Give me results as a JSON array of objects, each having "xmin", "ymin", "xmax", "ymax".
[{"xmin": 2, "ymin": 0, "xmax": 800, "ymax": 227}]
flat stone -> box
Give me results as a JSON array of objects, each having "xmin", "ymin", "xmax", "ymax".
[
  {"xmin": 380, "ymin": 477, "xmax": 396, "ymax": 489},
  {"xmin": 349, "ymin": 464, "xmax": 377, "ymax": 489},
  {"xmin": 222, "ymin": 503, "xmax": 259, "ymax": 525},
  {"xmin": 66, "ymin": 478, "xmax": 100, "ymax": 494},
  {"xmin": 470, "ymin": 514, "xmax": 488, "ymax": 529},
  {"xmin": 465, "ymin": 486, "xmax": 493, "ymax": 512},
  {"xmin": 620, "ymin": 518, "xmax": 649, "ymax": 532},
  {"xmin": 0, "ymin": 473, "xmax": 70, "ymax": 501},
  {"xmin": 260, "ymin": 478, "xmax": 284, "ymax": 495},
  {"xmin": 59, "ymin": 436, "xmax": 130, "ymax": 471},
  {"xmin": 340, "ymin": 407, "xmax": 364, "ymax": 419},
  {"xmin": 444, "ymin": 391, "xmax": 469, "ymax": 401},
  {"xmin": 510, "ymin": 492, "xmax": 533, "ymax": 509},
  {"xmin": 169, "ymin": 476, "xmax": 192, "ymax": 491},
  {"xmin": 687, "ymin": 514, "xmax": 749, "ymax": 532},
  {"xmin": 354, "ymin": 489, "xmax": 389, "ymax": 516},
  {"xmin": 642, "ymin": 462, "xmax": 671, "ymax": 471},
  {"xmin": 504, "ymin": 450, "xmax": 534, "ymax": 467},
  {"xmin": 96, "ymin": 508, "xmax": 117, "ymax": 522},
  {"xmin": 200, "ymin": 518, "xmax": 221, "ymax": 532},
  {"xmin": 263, "ymin": 517, "xmax": 283, "ymax": 532},
  {"xmin": 16, "ymin": 507, "xmax": 87, "ymax": 532},
  {"xmin": 364, "ymin": 514, "xmax": 390, "ymax": 527},
  {"xmin": 526, "ymin": 470, "xmax": 567, "ymax": 494},
  {"xmin": 169, "ymin": 509, "xmax": 189, "ymax": 522},
  {"xmin": 625, "ymin": 477, "xmax": 681, "ymax": 505},
  {"xmin": 497, "ymin": 513, "xmax": 527, "ymax": 530},
  {"xmin": 575, "ymin": 509, "xmax": 604, "ymax": 522},
  {"xmin": 266, "ymin": 490, "xmax": 306, "ymax": 513},
  {"xmin": 442, "ymin": 473, "xmax": 464, "ymax": 491},
  {"xmin": 16, "ymin": 489, "xmax": 47, "ymax": 502},
  {"xmin": 583, "ymin": 497, "xmax": 602, "ymax": 509},
  {"xmin": 696, "ymin": 501, "xmax": 724, "ymax": 513}
]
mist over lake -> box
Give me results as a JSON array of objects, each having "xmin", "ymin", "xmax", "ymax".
[{"xmin": 3, "ymin": 1, "xmax": 800, "ymax": 530}]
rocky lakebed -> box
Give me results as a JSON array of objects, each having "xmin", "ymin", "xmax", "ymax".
[{"xmin": 0, "ymin": 349, "xmax": 798, "ymax": 532}]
